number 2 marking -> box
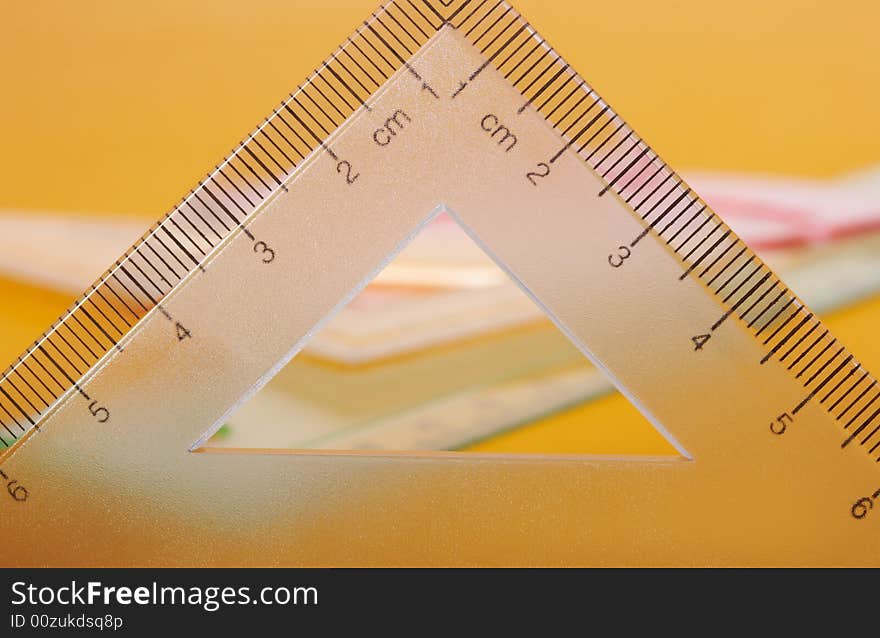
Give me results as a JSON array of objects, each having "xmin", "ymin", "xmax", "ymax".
[
  {"xmin": 526, "ymin": 162, "xmax": 551, "ymax": 185},
  {"xmin": 336, "ymin": 160, "xmax": 360, "ymax": 185}
]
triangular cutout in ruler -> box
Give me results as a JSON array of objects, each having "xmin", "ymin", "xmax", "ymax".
[
  {"xmin": 203, "ymin": 209, "xmax": 679, "ymax": 456},
  {"xmin": 2, "ymin": 1, "xmax": 879, "ymax": 565}
]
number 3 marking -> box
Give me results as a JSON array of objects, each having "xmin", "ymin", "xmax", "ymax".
[{"xmin": 253, "ymin": 241, "xmax": 275, "ymax": 263}]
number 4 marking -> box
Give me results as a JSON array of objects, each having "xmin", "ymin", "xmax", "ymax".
[
  {"xmin": 176, "ymin": 322, "xmax": 192, "ymax": 341},
  {"xmin": 692, "ymin": 334, "xmax": 711, "ymax": 351}
]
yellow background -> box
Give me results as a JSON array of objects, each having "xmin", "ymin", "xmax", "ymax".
[{"xmin": 1, "ymin": 0, "xmax": 878, "ymax": 454}]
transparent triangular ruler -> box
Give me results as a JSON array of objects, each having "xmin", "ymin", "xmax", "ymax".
[{"xmin": 2, "ymin": 0, "xmax": 879, "ymax": 565}]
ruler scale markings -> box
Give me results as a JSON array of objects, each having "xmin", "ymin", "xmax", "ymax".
[
  {"xmin": 297, "ymin": 88, "xmax": 340, "ymax": 133},
  {"xmin": 479, "ymin": 16, "xmax": 520, "ymax": 57},
  {"xmin": 365, "ymin": 18, "xmax": 410, "ymax": 65},
  {"xmin": 822, "ymin": 364, "xmax": 861, "ymax": 405},
  {"xmin": 322, "ymin": 60, "xmax": 370, "ymax": 110},
  {"xmin": 251, "ymin": 138, "xmax": 293, "ymax": 183},
  {"xmin": 512, "ymin": 46, "xmax": 552, "ymax": 89},
  {"xmin": 265, "ymin": 116, "xmax": 308, "ymax": 160},
  {"xmin": 624, "ymin": 162, "xmax": 667, "ymax": 204},
  {"xmin": 116, "ymin": 263, "xmax": 160, "ymax": 306},
  {"xmin": 632, "ymin": 173, "xmax": 681, "ymax": 216},
  {"xmin": 221, "ymin": 164, "xmax": 261, "ymax": 205},
  {"xmin": 7, "ymin": 378, "xmax": 45, "ymax": 419},
  {"xmin": 396, "ymin": 2, "xmax": 432, "ymax": 39},
  {"xmin": 636, "ymin": 181, "xmax": 683, "ymax": 220},
  {"xmin": 219, "ymin": 160, "xmax": 261, "ymax": 204},
  {"xmin": 593, "ymin": 132, "xmax": 635, "ymax": 172},
  {"xmin": 658, "ymin": 200, "xmax": 703, "ymax": 241},
  {"xmin": 574, "ymin": 114, "xmax": 616, "ymax": 154},
  {"xmin": 554, "ymin": 86, "xmax": 596, "ymax": 132},
  {"xmin": 505, "ymin": 39, "xmax": 550, "ymax": 85},
  {"xmin": 503, "ymin": 37, "xmax": 543, "ymax": 80},
  {"xmin": 643, "ymin": 188, "xmax": 691, "ymax": 226},
  {"xmin": 615, "ymin": 155, "xmax": 661, "ymax": 199},
  {"xmin": 793, "ymin": 353, "xmax": 853, "ymax": 414},
  {"xmin": 35, "ymin": 344, "xmax": 79, "ymax": 388},
  {"xmin": 311, "ymin": 72, "xmax": 354, "ymax": 118},
  {"xmin": 0, "ymin": 404, "xmax": 23, "ymax": 437},
  {"xmin": 843, "ymin": 397, "xmax": 880, "ymax": 443},
  {"xmin": 456, "ymin": 0, "xmax": 489, "ymax": 31},
  {"xmin": 27, "ymin": 353, "xmax": 65, "ymax": 397},
  {"xmin": 125, "ymin": 253, "xmax": 168, "ymax": 297},
  {"xmin": 838, "ymin": 378, "xmax": 876, "ymax": 422},
  {"xmin": 150, "ymin": 232, "xmax": 189, "ymax": 275},
  {"xmin": 746, "ymin": 286, "xmax": 787, "ymax": 329},
  {"xmin": 471, "ymin": 0, "xmax": 506, "ymax": 37},
  {"xmin": 2, "ymin": 1, "xmax": 879, "ymax": 553},
  {"xmin": 738, "ymin": 280, "xmax": 780, "ymax": 324},
  {"xmin": 557, "ymin": 100, "xmax": 602, "ymax": 151},
  {"xmin": 333, "ymin": 49, "xmax": 377, "ymax": 96},
  {"xmin": 406, "ymin": 0, "xmax": 440, "ymax": 30},
  {"xmin": 137, "ymin": 245, "xmax": 175, "ymax": 288},
  {"xmin": 152, "ymin": 233, "xmax": 192, "ymax": 276},
  {"xmin": 466, "ymin": 2, "xmax": 506, "ymax": 41},
  {"xmin": 585, "ymin": 122, "xmax": 629, "ymax": 163},
  {"xmin": 273, "ymin": 107, "xmax": 316, "ymax": 156},
  {"xmin": 778, "ymin": 321, "xmax": 819, "ymax": 364},
  {"xmin": 0, "ymin": 386, "xmax": 36, "ymax": 428},
  {"xmin": 585, "ymin": 119, "xmax": 629, "ymax": 162},
  {"xmin": 758, "ymin": 299, "xmax": 800, "ymax": 343},
  {"xmin": 600, "ymin": 131, "xmax": 641, "ymax": 171},
  {"xmin": 601, "ymin": 148, "xmax": 652, "ymax": 198},
  {"xmin": 677, "ymin": 218, "xmax": 724, "ymax": 261},
  {"xmin": 444, "ymin": 0, "xmax": 475, "ymax": 25},
  {"xmin": 141, "ymin": 240, "xmax": 180, "ymax": 283},
  {"xmin": 712, "ymin": 271, "xmax": 771, "ymax": 331},
  {"xmin": 69, "ymin": 309, "xmax": 110, "ymax": 351},
  {"xmin": 238, "ymin": 148, "xmax": 279, "ymax": 191},
  {"xmin": 797, "ymin": 338, "xmax": 838, "ymax": 380},
  {"xmin": 518, "ymin": 59, "xmax": 565, "ymax": 112},
  {"xmin": 543, "ymin": 78, "xmax": 586, "ymax": 122},
  {"xmin": 379, "ymin": 5, "xmax": 428, "ymax": 49},
  {"xmin": 48, "ymin": 330, "xmax": 90, "ymax": 373},
  {"xmin": 317, "ymin": 66, "xmax": 358, "ymax": 113},
  {"xmin": 58, "ymin": 317, "xmax": 99, "ymax": 360},
  {"xmin": 186, "ymin": 195, "xmax": 230, "ymax": 235},
  {"xmin": 283, "ymin": 102, "xmax": 326, "ymax": 145},
  {"xmin": 600, "ymin": 142, "xmax": 647, "ymax": 182},
  {"xmin": 256, "ymin": 130, "xmax": 296, "ymax": 173},
  {"xmin": 632, "ymin": 174, "xmax": 676, "ymax": 213},
  {"xmin": 719, "ymin": 262, "xmax": 762, "ymax": 303},
  {"xmin": 538, "ymin": 74, "xmax": 581, "ymax": 116},
  {"xmin": 347, "ymin": 35, "xmax": 389, "ymax": 80},
  {"xmin": 786, "ymin": 329, "xmax": 830, "ymax": 372},
  {"xmin": 89, "ymin": 284, "xmax": 135, "ymax": 327},
  {"xmin": 804, "ymin": 349, "xmax": 850, "ymax": 389},
  {"xmin": 8, "ymin": 374, "xmax": 47, "ymax": 418},
  {"xmin": 15, "ymin": 358, "xmax": 57, "ymax": 406},
  {"xmin": 200, "ymin": 182, "xmax": 246, "ymax": 227},
  {"xmin": 352, "ymin": 34, "xmax": 391, "ymax": 80},
  {"xmin": 13, "ymin": 366, "xmax": 52, "ymax": 411},
  {"xmin": 388, "ymin": 5, "xmax": 427, "ymax": 45},
  {"xmin": 701, "ymin": 239, "xmax": 742, "ymax": 282},
  {"xmin": 188, "ymin": 192, "xmax": 232, "ymax": 235}
]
